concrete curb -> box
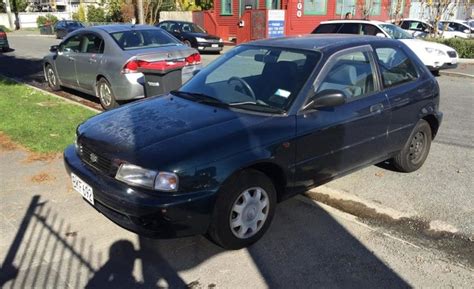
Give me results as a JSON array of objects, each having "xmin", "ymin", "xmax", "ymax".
[
  {"xmin": 0, "ymin": 75, "xmax": 100, "ymax": 113},
  {"xmin": 458, "ymin": 58, "xmax": 474, "ymax": 64},
  {"xmin": 439, "ymin": 71, "xmax": 474, "ymax": 79}
]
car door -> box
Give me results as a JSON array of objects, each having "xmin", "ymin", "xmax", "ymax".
[
  {"xmin": 372, "ymin": 45, "xmax": 426, "ymax": 153},
  {"xmin": 55, "ymin": 34, "xmax": 82, "ymax": 87},
  {"xmin": 75, "ymin": 33, "xmax": 104, "ymax": 92},
  {"xmin": 294, "ymin": 46, "xmax": 390, "ymax": 189}
]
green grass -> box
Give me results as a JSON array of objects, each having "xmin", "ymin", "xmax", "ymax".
[{"xmin": 0, "ymin": 78, "xmax": 97, "ymax": 153}]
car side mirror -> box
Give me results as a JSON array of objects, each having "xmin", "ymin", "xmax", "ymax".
[
  {"xmin": 463, "ymin": 29, "xmax": 470, "ymax": 34},
  {"xmin": 304, "ymin": 90, "xmax": 347, "ymax": 110},
  {"xmin": 50, "ymin": 45, "xmax": 58, "ymax": 53},
  {"xmin": 375, "ymin": 33, "xmax": 387, "ymax": 38}
]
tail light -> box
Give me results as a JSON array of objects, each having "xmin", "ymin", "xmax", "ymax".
[
  {"xmin": 185, "ymin": 53, "xmax": 201, "ymax": 65},
  {"xmin": 122, "ymin": 59, "xmax": 186, "ymax": 74},
  {"xmin": 0, "ymin": 32, "xmax": 6, "ymax": 39}
]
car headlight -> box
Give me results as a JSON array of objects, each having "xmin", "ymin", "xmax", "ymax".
[
  {"xmin": 195, "ymin": 37, "xmax": 207, "ymax": 42},
  {"xmin": 425, "ymin": 47, "xmax": 445, "ymax": 56},
  {"xmin": 115, "ymin": 163, "xmax": 179, "ymax": 192}
]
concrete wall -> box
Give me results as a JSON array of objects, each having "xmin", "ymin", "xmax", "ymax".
[
  {"xmin": 0, "ymin": 12, "xmax": 71, "ymax": 30},
  {"xmin": 159, "ymin": 11, "xmax": 193, "ymax": 22}
]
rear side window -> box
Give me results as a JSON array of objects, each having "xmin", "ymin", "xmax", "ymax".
[
  {"xmin": 312, "ymin": 23, "xmax": 342, "ymax": 33},
  {"xmin": 111, "ymin": 29, "xmax": 180, "ymax": 50},
  {"xmin": 361, "ymin": 24, "xmax": 383, "ymax": 36},
  {"xmin": 82, "ymin": 34, "xmax": 104, "ymax": 54},
  {"xmin": 339, "ymin": 23, "xmax": 360, "ymax": 34},
  {"xmin": 375, "ymin": 47, "xmax": 418, "ymax": 88}
]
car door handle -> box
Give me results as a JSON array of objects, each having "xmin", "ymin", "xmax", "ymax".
[
  {"xmin": 89, "ymin": 58, "xmax": 97, "ymax": 63},
  {"xmin": 370, "ymin": 103, "xmax": 384, "ymax": 113},
  {"xmin": 68, "ymin": 57, "xmax": 74, "ymax": 61}
]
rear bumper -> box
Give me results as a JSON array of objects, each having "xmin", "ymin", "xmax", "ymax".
[
  {"xmin": 196, "ymin": 42, "xmax": 223, "ymax": 52},
  {"xmin": 63, "ymin": 145, "xmax": 217, "ymax": 238},
  {"xmin": 0, "ymin": 39, "xmax": 9, "ymax": 48}
]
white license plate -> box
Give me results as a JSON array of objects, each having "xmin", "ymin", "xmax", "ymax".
[
  {"xmin": 71, "ymin": 173, "xmax": 94, "ymax": 205},
  {"xmin": 211, "ymin": 44, "xmax": 219, "ymax": 48},
  {"xmin": 451, "ymin": 58, "xmax": 457, "ymax": 64}
]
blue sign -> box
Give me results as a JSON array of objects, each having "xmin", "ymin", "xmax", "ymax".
[{"xmin": 268, "ymin": 20, "xmax": 284, "ymax": 38}]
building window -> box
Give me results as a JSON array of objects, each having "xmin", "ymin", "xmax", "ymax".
[
  {"xmin": 304, "ymin": 0, "xmax": 327, "ymax": 15},
  {"xmin": 390, "ymin": 0, "xmax": 405, "ymax": 16},
  {"xmin": 266, "ymin": 0, "xmax": 280, "ymax": 9},
  {"xmin": 369, "ymin": 0, "xmax": 381, "ymax": 16},
  {"xmin": 221, "ymin": 0, "xmax": 233, "ymax": 15},
  {"xmin": 336, "ymin": 0, "xmax": 355, "ymax": 15}
]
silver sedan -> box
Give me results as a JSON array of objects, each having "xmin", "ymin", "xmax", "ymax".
[{"xmin": 43, "ymin": 24, "xmax": 201, "ymax": 110}]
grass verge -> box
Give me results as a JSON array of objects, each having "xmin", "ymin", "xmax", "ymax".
[{"xmin": 0, "ymin": 77, "xmax": 96, "ymax": 153}]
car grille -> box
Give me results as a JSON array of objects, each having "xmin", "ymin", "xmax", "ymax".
[
  {"xmin": 79, "ymin": 143, "xmax": 115, "ymax": 176},
  {"xmin": 447, "ymin": 51, "xmax": 457, "ymax": 58}
]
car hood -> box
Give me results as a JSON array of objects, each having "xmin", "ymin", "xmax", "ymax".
[
  {"xmin": 400, "ymin": 39, "xmax": 455, "ymax": 52},
  {"xmin": 77, "ymin": 95, "xmax": 289, "ymax": 171}
]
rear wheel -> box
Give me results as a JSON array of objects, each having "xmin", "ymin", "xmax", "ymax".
[
  {"xmin": 97, "ymin": 78, "xmax": 119, "ymax": 110},
  {"xmin": 183, "ymin": 40, "xmax": 192, "ymax": 47},
  {"xmin": 44, "ymin": 64, "xmax": 61, "ymax": 91},
  {"xmin": 393, "ymin": 119, "xmax": 432, "ymax": 172},
  {"xmin": 208, "ymin": 169, "xmax": 276, "ymax": 250}
]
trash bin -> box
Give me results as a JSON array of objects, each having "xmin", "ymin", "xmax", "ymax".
[
  {"xmin": 138, "ymin": 62, "xmax": 185, "ymax": 97},
  {"xmin": 39, "ymin": 25, "xmax": 54, "ymax": 35}
]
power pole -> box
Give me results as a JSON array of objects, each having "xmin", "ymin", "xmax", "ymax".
[
  {"xmin": 4, "ymin": 0, "xmax": 14, "ymax": 30},
  {"xmin": 137, "ymin": 0, "xmax": 144, "ymax": 24}
]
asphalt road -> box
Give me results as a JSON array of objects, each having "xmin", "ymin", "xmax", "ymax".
[{"xmin": 1, "ymin": 32, "xmax": 473, "ymax": 287}]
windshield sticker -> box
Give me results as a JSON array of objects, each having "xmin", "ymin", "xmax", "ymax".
[{"xmin": 275, "ymin": 89, "xmax": 291, "ymax": 98}]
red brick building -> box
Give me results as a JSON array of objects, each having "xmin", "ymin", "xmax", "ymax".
[{"xmin": 193, "ymin": 0, "xmax": 410, "ymax": 43}]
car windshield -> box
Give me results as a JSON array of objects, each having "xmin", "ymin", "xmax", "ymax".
[
  {"xmin": 111, "ymin": 29, "xmax": 180, "ymax": 50},
  {"xmin": 380, "ymin": 24, "xmax": 413, "ymax": 39},
  {"xmin": 181, "ymin": 23, "xmax": 206, "ymax": 33},
  {"xmin": 469, "ymin": 21, "xmax": 474, "ymax": 28},
  {"xmin": 176, "ymin": 45, "xmax": 321, "ymax": 113}
]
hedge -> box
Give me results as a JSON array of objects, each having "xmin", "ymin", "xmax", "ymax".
[{"xmin": 425, "ymin": 38, "xmax": 474, "ymax": 59}]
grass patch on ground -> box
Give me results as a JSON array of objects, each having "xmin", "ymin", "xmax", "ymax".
[{"xmin": 0, "ymin": 77, "xmax": 97, "ymax": 153}]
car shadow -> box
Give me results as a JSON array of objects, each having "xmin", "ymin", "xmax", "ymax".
[{"xmin": 1, "ymin": 195, "xmax": 410, "ymax": 288}]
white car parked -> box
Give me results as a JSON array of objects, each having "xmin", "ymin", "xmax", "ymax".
[
  {"xmin": 313, "ymin": 20, "xmax": 459, "ymax": 74},
  {"xmin": 438, "ymin": 20, "xmax": 473, "ymax": 39}
]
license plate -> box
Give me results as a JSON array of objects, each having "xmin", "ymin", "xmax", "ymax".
[
  {"xmin": 451, "ymin": 58, "xmax": 457, "ymax": 64},
  {"xmin": 71, "ymin": 173, "xmax": 94, "ymax": 205},
  {"xmin": 211, "ymin": 44, "xmax": 218, "ymax": 48}
]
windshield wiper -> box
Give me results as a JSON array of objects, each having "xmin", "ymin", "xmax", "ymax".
[
  {"xmin": 170, "ymin": 90, "xmax": 228, "ymax": 106},
  {"xmin": 229, "ymin": 101, "xmax": 286, "ymax": 114}
]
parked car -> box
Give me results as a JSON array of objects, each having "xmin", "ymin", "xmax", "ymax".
[
  {"xmin": 313, "ymin": 20, "xmax": 458, "ymax": 74},
  {"xmin": 54, "ymin": 20, "xmax": 85, "ymax": 39},
  {"xmin": 64, "ymin": 34, "xmax": 442, "ymax": 249},
  {"xmin": 43, "ymin": 25, "xmax": 201, "ymax": 110},
  {"xmin": 438, "ymin": 20, "xmax": 473, "ymax": 39},
  {"xmin": 397, "ymin": 18, "xmax": 434, "ymax": 38},
  {"xmin": 0, "ymin": 27, "xmax": 9, "ymax": 52},
  {"xmin": 156, "ymin": 20, "xmax": 223, "ymax": 53}
]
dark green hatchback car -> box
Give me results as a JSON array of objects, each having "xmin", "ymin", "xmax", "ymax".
[{"xmin": 0, "ymin": 27, "xmax": 9, "ymax": 52}]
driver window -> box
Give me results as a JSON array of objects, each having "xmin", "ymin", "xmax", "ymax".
[
  {"xmin": 317, "ymin": 51, "xmax": 376, "ymax": 101},
  {"xmin": 60, "ymin": 35, "xmax": 82, "ymax": 53},
  {"xmin": 375, "ymin": 47, "xmax": 418, "ymax": 88}
]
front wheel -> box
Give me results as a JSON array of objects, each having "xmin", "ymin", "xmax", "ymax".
[
  {"xmin": 44, "ymin": 64, "xmax": 61, "ymax": 91},
  {"xmin": 393, "ymin": 119, "xmax": 432, "ymax": 172},
  {"xmin": 208, "ymin": 169, "xmax": 277, "ymax": 250},
  {"xmin": 97, "ymin": 78, "xmax": 119, "ymax": 110}
]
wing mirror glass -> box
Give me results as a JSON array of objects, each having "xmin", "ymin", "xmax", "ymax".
[
  {"xmin": 50, "ymin": 45, "xmax": 58, "ymax": 53},
  {"xmin": 304, "ymin": 89, "xmax": 347, "ymax": 110}
]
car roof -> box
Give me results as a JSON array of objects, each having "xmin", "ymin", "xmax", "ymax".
[
  {"xmin": 91, "ymin": 24, "xmax": 159, "ymax": 34},
  {"xmin": 320, "ymin": 19, "xmax": 386, "ymax": 25},
  {"xmin": 161, "ymin": 20, "xmax": 193, "ymax": 24},
  {"xmin": 247, "ymin": 34, "xmax": 392, "ymax": 51}
]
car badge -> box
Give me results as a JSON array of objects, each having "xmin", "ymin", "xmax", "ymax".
[{"xmin": 90, "ymin": 153, "xmax": 98, "ymax": 163}]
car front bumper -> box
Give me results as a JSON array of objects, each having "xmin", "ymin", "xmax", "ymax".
[{"xmin": 63, "ymin": 145, "xmax": 217, "ymax": 238}]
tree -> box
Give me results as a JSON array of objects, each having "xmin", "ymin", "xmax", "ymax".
[
  {"xmin": 195, "ymin": 0, "xmax": 213, "ymax": 10},
  {"xmin": 72, "ymin": 4, "xmax": 87, "ymax": 22},
  {"xmin": 10, "ymin": 0, "xmax": 27, "ymax": 13},
  {"xmin": 422, "ymin": 0, "xmax": 462, "ymax": 37},
  {"xmin": 87, "ymin": 5, "xmax": 106, "ymax": 22},
  {"xmin": 120, "ymin": 1, "xmax": 136, "ymax": 23},
  {"xmin": 143, "ymin": 0, "xmax": 163, "ymax": 24},
  {"xmin": 107, "ymin": 0, "xmax": 124, "ymax": 22}
]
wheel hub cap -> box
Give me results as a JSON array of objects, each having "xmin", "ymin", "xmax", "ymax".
[{"xmin": 229, "ymin": 187, "xmax": 269, "ymax": 239}]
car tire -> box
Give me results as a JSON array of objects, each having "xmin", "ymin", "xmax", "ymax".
[
  {"xmin": 183, "ymin": 40, "xmax": 192, "ymax": 47},
  {"xmin": 207, "ymin": 169, "xmax": 277, "ymax": 250},
  {"xmin": 393, "ymin": 119, "xmax": 432, "ymax": 173},
  {"xmin": 431, "ymin": 70, "xmax": 440, "ymax": 76},
  {"xmin": 97, "ymin": 78, "xmax": 119, "ymax": 110},
  {"xmin": 44, "ymin": 64, "xmax": 61, "ymax": 91}
]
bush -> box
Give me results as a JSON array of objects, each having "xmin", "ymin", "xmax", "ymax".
[
  {"xmin": 36, "ymin": 14, "xmax": 58, "ymax": 27},
  {"xmin": 72, "ymin": 4, "xmax": 86, "ymax": 22},
  {"xmin": 87, "ymin": 5, "xmax": 106, "ymax": 23},
  {"xmin": 425, "ymin": 38, "xmax": 474, "ymax": 59},
  {"xmin": 0, "ymin": 25, "xmax": 11, "ymax": 32}
]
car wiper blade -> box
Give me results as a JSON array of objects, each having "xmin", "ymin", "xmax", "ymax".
[
  {"xmin": 229, "ymin": 101, "xmax": 286, "ymax": 114},
  {"xmin": 170, "ymin": 90, "xmax": 227, "ymax": 106}
]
